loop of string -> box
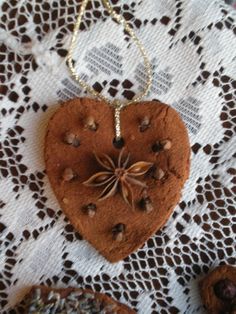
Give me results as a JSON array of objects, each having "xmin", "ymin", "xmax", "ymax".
[{"xmin": 67, "ymin": 0, "xmax": 153, "ymax": 139}]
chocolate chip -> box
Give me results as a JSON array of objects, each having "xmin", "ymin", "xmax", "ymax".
[{"xmin": 214, "ymin": 279, "xmax": 236, "ymax": 301}]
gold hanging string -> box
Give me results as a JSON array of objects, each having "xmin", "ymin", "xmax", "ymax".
[{"xmin": 67, "ymin": 0, "xmax": 153, "ymax": 139}]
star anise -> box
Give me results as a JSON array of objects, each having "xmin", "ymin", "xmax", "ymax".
[{"xmin": 83, "ymin": 149, "xmax": 153, "ymax": 208}]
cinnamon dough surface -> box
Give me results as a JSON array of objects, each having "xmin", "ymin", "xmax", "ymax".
[
  {"xmin": 200, "ymin": 265, "xmax": 236, "ymax": 314},
  {"xmin": 45, "ymin": 98, "xmax": 190, "ymax": 262}
]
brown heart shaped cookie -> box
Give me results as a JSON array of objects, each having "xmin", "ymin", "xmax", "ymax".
[{"xmin": 45, "ymin": 98, "xmax": 190, "ymax": 262}]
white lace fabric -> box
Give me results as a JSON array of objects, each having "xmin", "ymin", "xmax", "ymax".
[{"xmin": 0, "ymin": 0, "xmax": 236, "ymax": 313}]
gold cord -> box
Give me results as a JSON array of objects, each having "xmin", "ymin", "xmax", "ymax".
[{"xmin": 67, "ymin": 0, "xmax": 153, "ymax": 139}]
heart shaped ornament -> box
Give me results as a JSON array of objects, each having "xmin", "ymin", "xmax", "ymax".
[{"xmin": 45, "ymin": 98, "xmax": 190, "ymax": 262}]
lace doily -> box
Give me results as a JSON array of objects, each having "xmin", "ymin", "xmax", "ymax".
[{"xmin": 0, "ymin": 0, "xmax": 236, "ymax": 313}]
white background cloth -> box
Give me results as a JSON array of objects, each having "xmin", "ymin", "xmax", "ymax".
[{"xmin": 0, "ymin": 0, "xmax": 236, "ymax": 313}]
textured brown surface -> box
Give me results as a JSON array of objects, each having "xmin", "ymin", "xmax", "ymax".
[
  {"xmin": 45, "ymin": 98, "xmax": 190, "ymax": 262},
  {"xmin": 26, "ymin": 286, "xmax": 135, "ymax": 314},
  {"xmin": 200, "ymin": 265, "xmax": 236, "ymax": 314}
]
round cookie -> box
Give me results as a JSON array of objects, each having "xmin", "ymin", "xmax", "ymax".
[
  {"xmin": 25, "ymin": 286, "xmax": 135, "ymax": 313},
  {"xmin": 200, "ymin": 265, "xmax": 236, "ymax": 314},
  {"xmin": 45, "ymin": 98, "xmax": 190, "ymax": 262}
]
